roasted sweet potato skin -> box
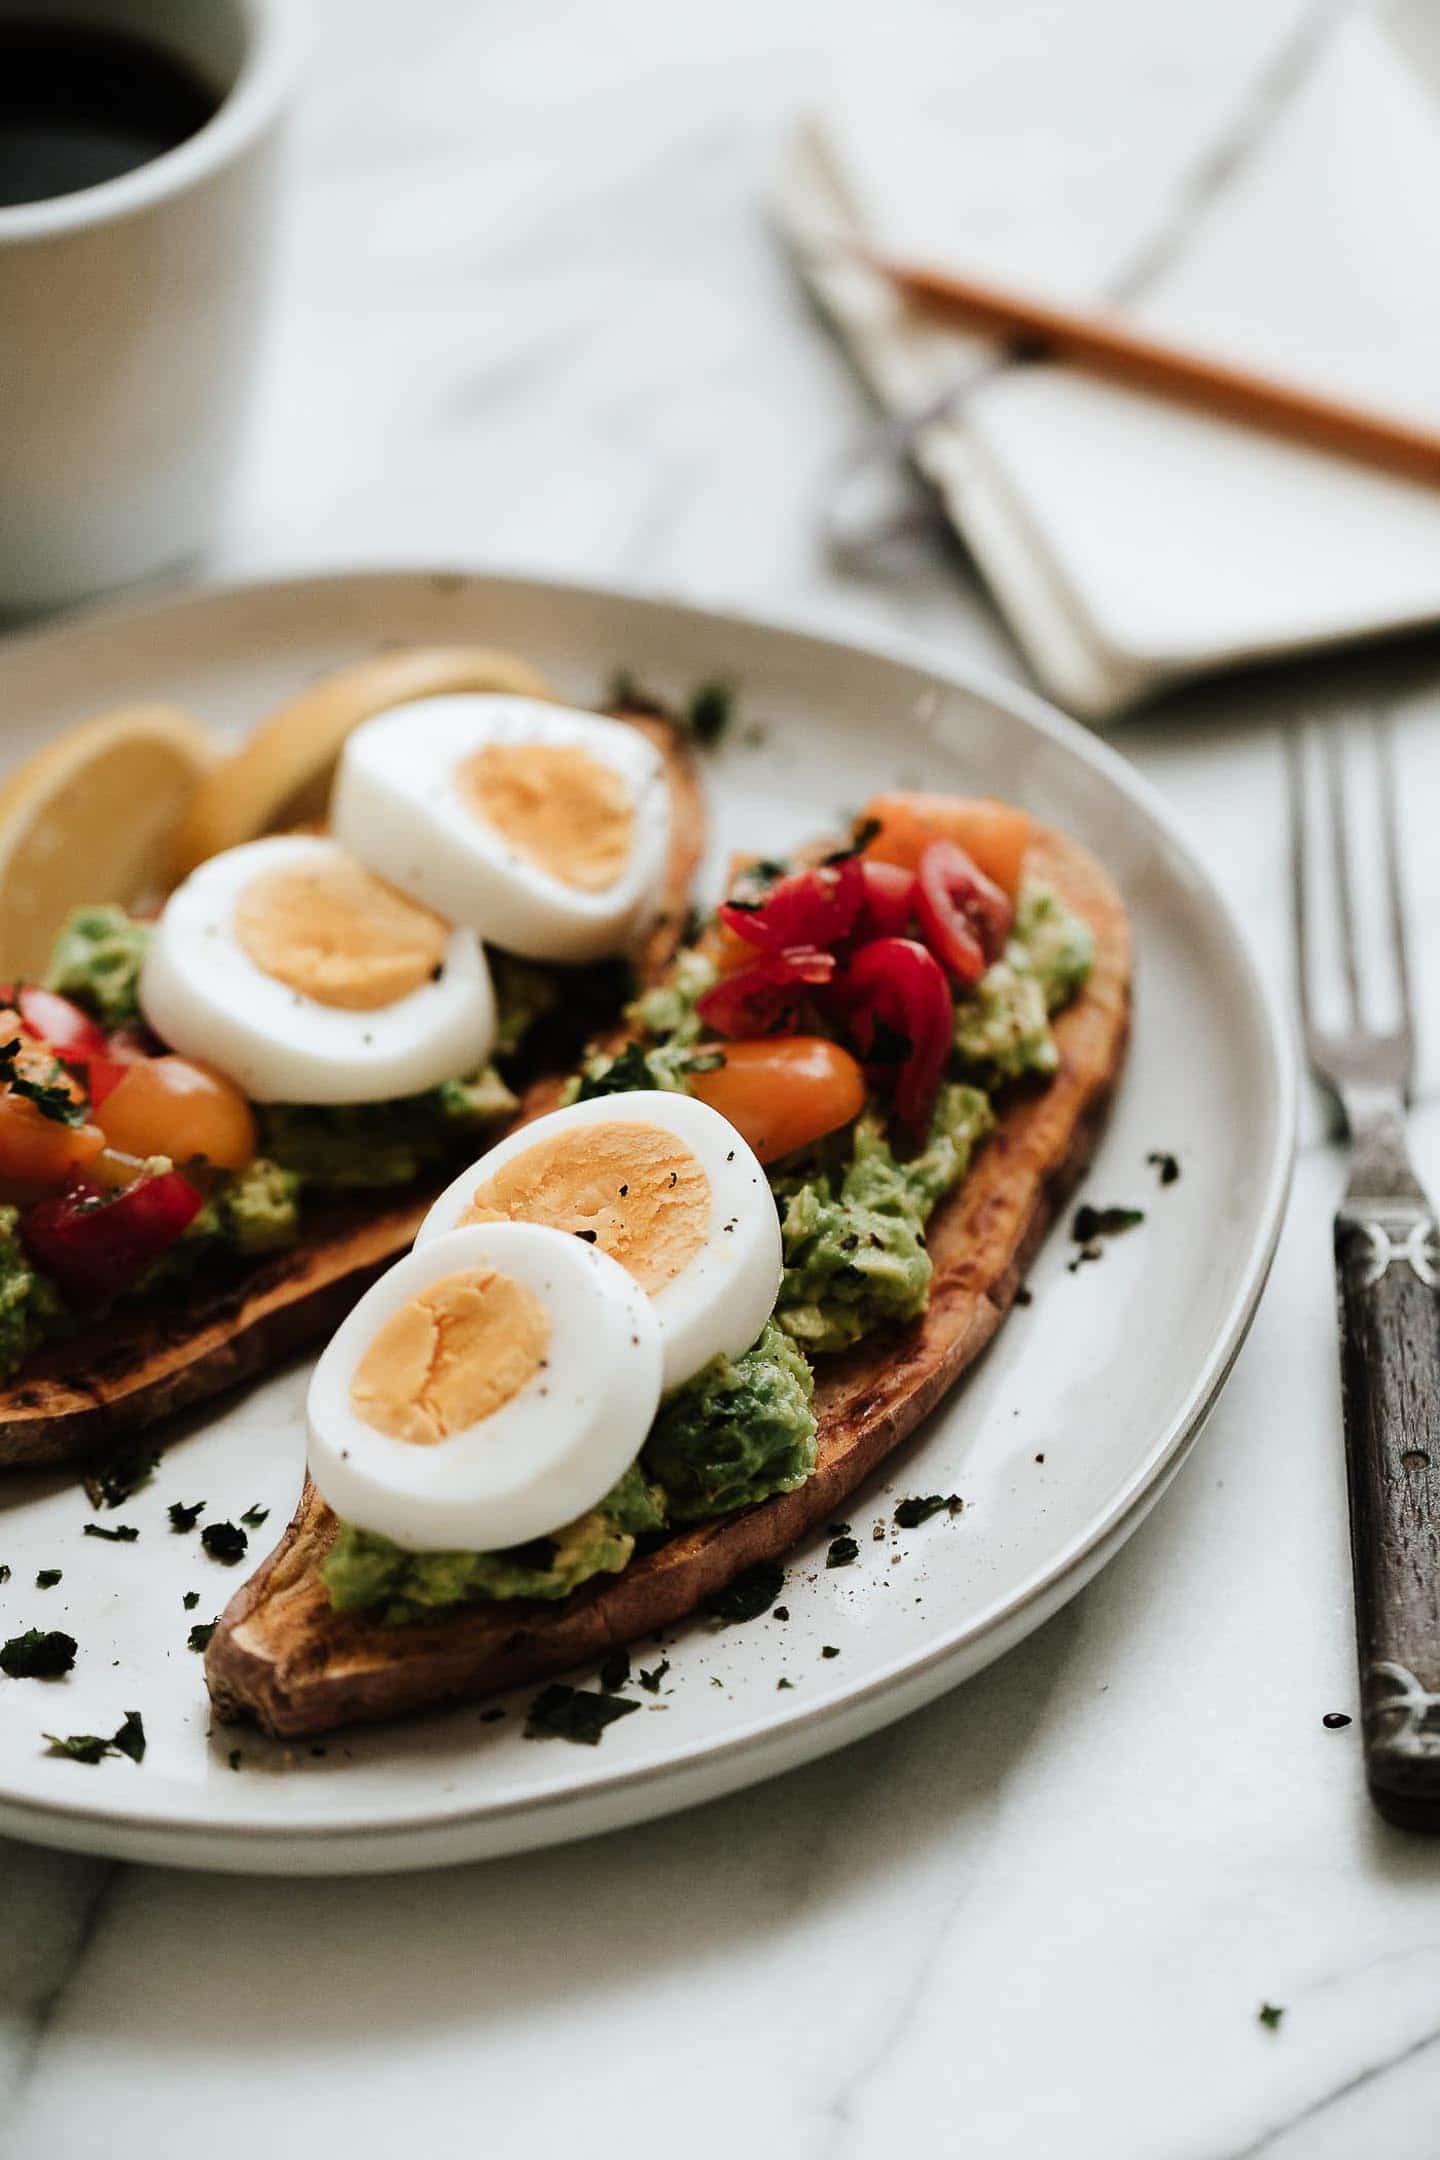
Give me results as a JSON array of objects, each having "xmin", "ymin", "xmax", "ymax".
[
  {"xmin": 207, "ymin": 826, "xmax": 1130, "ymax": 1737},
  {"xmin": 0, "ymin": 715, "xmax": 702, "ymax": 1471}
]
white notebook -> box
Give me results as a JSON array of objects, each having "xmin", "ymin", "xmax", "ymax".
[{"xmin": 775, "ymin": 13, "xmax": 1440, "ymax": 719}]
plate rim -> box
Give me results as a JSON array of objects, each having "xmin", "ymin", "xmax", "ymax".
[{"xmin": 0, "ymin": 563, "xmax": 1297, "ymax": 1860}]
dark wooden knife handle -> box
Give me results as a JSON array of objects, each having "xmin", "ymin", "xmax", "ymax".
[{"xmin": 1335, "ymin": 1206, "xmax": 1440, "ymax": 1829}]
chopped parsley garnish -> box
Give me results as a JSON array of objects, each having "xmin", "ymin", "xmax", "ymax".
[
  {"xmin": 576, "ymin": 1041, "xmax": 662, "ymax": 1100},
  {"xmin": 182, "ymin": 1591, "xmax": 199, "ymax": 1610},
  {"xmin": 1147, "ymin": 1150, "xmax": 1180, "ymax": 1187},
  {"xmin": 686, "ymin": 679, "xmax": 734, "ymax": 747},
  {"xmin": 1072, "ymin": 1204, "xmax": 1145, "ymax": 1243},
  {"xmin": 83, "ymin": 1523, "xmax": 138, "ymax": 1544},
  {"xmin": 0, "ymin": 1565, "xmax": 9, "ymax": 1585},
  {"xmin": 1, "ymin": 1628, "xmax": 76, "ymax": 1678},
  {"xmin": 598, "ymin": 1649, "xmax": 631, "ymax": 1692},
  {"xmin": 44, "ymin": 1731, "xmax": 110, "ymax": 1764},
  {"xmin": 638, "ymin": 1660, "xmax": 669, "ymax": 1695},
  {"xmin": 1258, "ymin": 2003, "xmax": 1285, "ymax": 2031},
  {"xmin": 703, "ymin": 1559, "xmax": 785, "ymax": 1622},
  {"xmin": 85, "ymin": 1449, "xmax": 159, "ymax": 1510},
  {"xmin": 821, "ymin": 1645, "xmax": 840, "ymax": 1659},
  {"xmin": 524, "ymin": 1683, "xmax": 641, "ymax": 1746},
  {"xmin": 777, "ymin": 1677, "xmax": 794, "ymax": 1690},
  {"xmin": 167, "ymin": 1500, "xmax": 205, "ymax": 1533},
  {"xmin": 822, "ymin": 815, "xmax": 882, "ymax": 865},
  {"xmin": 894, "ymin": 1495, "xmax": 947, "ymax": 1529},
  {"xmin": 201, "ymin": 1521, "xmax": 248, "ymax": 1565},
  {"xmin": 0, "ymin": 1038, "xmax": 86, "ymax": 1125},
  {"xmin": 111, "ymin": 1710, "xmax": 146, "ymax": 1763},
  {"xmin": 35, "ymin": 1569, "xmax": 61, "ymax": 1589},
  {"xmin": 607, "ymin": 669, "xmax": 670, "ymax": 719},
  {"xmin": 826, "ymin": 1537, "xmax": 859, "ymax": 1569},
  {"xmin": 186, "ymin": 1621, "xmax": 216, "ymax": 1652},
  {"xmin": 239, "ymin": 1504, "xmax": 270, "ymax": 1530}
]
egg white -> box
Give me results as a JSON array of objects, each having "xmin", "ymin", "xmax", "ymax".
[
  {"xmin": 416, "ymin": 1091, "xmax": 782, "ymax": 1391},
  {"xmin": 139, "ymin": 834, "xmax": 497, "ymax": 1105},
  {"xmin": 330, "ymin": 693, "xmax": 670, "ymax": 963},
  {"xmin": 307, "ymin": 1220, "xmax": 663, "ymax": 1552}
]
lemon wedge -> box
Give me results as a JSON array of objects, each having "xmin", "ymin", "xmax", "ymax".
[
  {"xmin": 0, "ymin": 703, "xmax": 217, "ymax": 978},
  {"xmin": 171, "ymin": 645, "xmax": 556, "ymax": 877}
]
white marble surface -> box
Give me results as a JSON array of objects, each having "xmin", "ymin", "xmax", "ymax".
[{"xmin": 6, "ymin": 1, "xmax": 1440, "ymax": 2154}]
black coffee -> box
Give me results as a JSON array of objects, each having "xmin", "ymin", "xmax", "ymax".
[{"xmin": 0, "ymin": 18, "xmax": 220, "ymax": 209}]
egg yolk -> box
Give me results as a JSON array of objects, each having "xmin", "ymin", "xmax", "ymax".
[
  {"xmin": 459, "ymin": 742, "xmax": 634, "ymax": 892},
  {"xmin": 236, "ymin": 856, "xmax": 450, "ymax": 1010},
  {"xmin": 350, "ymin": 1266, "xmax": 550, "ymax": 1447},
  {"xmin": 463, "ymin": 1122, "xmax": 708, "ymax": 1294}
]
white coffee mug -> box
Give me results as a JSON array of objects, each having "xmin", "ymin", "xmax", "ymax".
[{"xmin": 0, "ymin": 0, "xmax": 305, "ymax": 613}]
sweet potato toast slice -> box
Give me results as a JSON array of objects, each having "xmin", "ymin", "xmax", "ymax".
[
  {"xmin": 0, "ymin": 714, "xmax": 703, "ymax": 1470},
  {"xmin": 206, "ymin": 826, "xmax": 1129, "ymax": 1736}
]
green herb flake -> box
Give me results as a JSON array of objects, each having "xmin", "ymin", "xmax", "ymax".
[
  {"xmin": 167, "ymin": 1500, "xmax": 205, "ymax": 1533},
  {"xmin": 83, "ymin": 1523, "xmax": 138, "ymax": 1544},
  {"xmin": 0, "ymin": 1565, "xmax": 10, "ymax": 1585},
  {"xmin": 821, "ymin": 1646, "xmax": 840, "ymax": 1659},
  {"xmin": 186, "ymin": 1621, "xmax": 216, "ymax": 1653},
  {"xmin": 201, "ymin": 1521, "xmax": 248, "ymax": 1565},
  {"xmin": 686, "ymin": 679, "xmax": 734, "ymax": 747},
  {"xmin": 110, "ymin": 1710, "xmax": 145, "ymax": 1763},
  {"xmin": 44, "ymin": 1730, "xmax": 110, "ymax": 1764},
  {"xmin": 1072, "ymin": 1204, "xmax": 1145, "ymax": 1243},
  {"xmin": 638, "ymin": 1660, "xmax": 669, "ymax": 1695},
  {"xmin": 703, "ymin": 1559, "xmax": 785, "ymax": 1623},
  {"xmin": 44, "ymin": 1705, "xmax": 143, "ymax": 1766},
  {"xmin": 826, "ymin": 1537, "xmax": 860, "ymax": 1569},
  {"xmin": 182, "ymin": 1591, "xmax": 199, "ymax": 1611},
  {"xmin": 1258, "ymin": 2003, "xmax": 1285, "ymax": 2031},
  {"xmin": 1, "ymin": 1628, "xmax": 77, "ymax": 1678},
  {"xmin": 893, "ymin": 1495, "xmax": 947, "ymax": 1529},
  {"xmin": 85, "ymin": 1450, "xmax": 159, "ymax": 1510},
  {"xmin": 523, "ymin": 1683, "xmax": 641, "ymax": 1746},
  {"xmin": 35, "ymin": 1569, "xmax": 61, "ymax": 1589},
  {"xmin": 239, "ymin": 1503, "xmax": 270, "ymax": 1529},
  {"xmin": 1147, "ymin": 1150, "xmax": 1180, "ymax": 1187},
  {"xmin": 777, "ymin": 1677, "xmax": 794, "ymax": 1691},
  {"xmin": 598, "ymin": 1649, "xmax": 631, "ymax": 1692}
]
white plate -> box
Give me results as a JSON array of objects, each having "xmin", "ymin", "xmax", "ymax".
[{"xmin": 0, "ymin": 570, "xmax": 1293, "ymax": 1874}]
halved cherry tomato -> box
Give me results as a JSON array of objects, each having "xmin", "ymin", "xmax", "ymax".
[
  {"xmin": 0, "ymin": 985, "xmax": 108, "ymax": 1063},
  {"xmin": 720, "ymin": 855, "xmax": 864, "ymax": 955},
  {"xmin": 21, "ymin": 1169, "xmax": 204, "ymax": 1304},
  {"xmin": 697, "ymin": 946, "xmax": 836, "ymax": 1037},
  {"xmin": 914, "ymin": 840, "xmax": 1012, "ymax": 986},
  {"xmin": 82, "ymin": 1056, "xmax": 131, "ymax": 1111},
  {"xmin": 0, "ymin": 1092, "xmax": 105, "ymax": 1194},
  {"xmin": 94, "ymin": 1055, "xmax": 257, "ymax": 1171},
  {"xmin": 688, "ymin": 1037, "xmax": 867, "ymax": 1165},
  {"xmin": 862, "ymin": 793, "xmax": 1032, "ymax": 899},
  {"xmin": 856, "ymin": 860, "xmax": 918, "ymax": 939},
  {"xmin": 839, "ymin": 937, "xmax": 953, "ymax": 1137}
]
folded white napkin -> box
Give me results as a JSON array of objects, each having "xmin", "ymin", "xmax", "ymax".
[{"xmin": 775, "ymin": 10, "xmax": 1440, "ymax": 718}]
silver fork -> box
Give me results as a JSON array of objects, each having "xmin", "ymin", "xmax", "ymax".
[{"xmin": 1288, "ymin": 714, "xmax": 1440, "ymax": 1830}]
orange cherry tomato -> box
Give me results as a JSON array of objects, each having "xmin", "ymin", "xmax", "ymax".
[
  {"xmin": 0, "ymin": 1092, "xmax": 105, "ymax": 1193},
  {"xmin": 688, "ymin": 1036, "xmax": 867, "ymax": 1165},
  {"xmin": 94, "ymin": 1056, "xmax": 257, "ymax": 1172},
  {"xmin": 862, "ymin": 793, "xmax": 1032, "ymax": 899}
]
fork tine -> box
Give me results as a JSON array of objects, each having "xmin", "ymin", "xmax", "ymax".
[
  {"xmin": 1324, "ymin": 721, "xmax": 1363, "ymax": 1027},
  {"xmin": 1373, "ymin": 709, "xmax": 1414, "ymax": 1075},
  {"xmin": 1286, "ymin": 722, "xmax": 1315, "ymax": 1043}
]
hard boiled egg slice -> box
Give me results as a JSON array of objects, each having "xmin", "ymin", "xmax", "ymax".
[
  {"xmin": 416, "ymin": 1091, "xmax": 782, "ymax": 1392},
  {"xmin": 307, "ymin": 1220, "xmax": 663, "ymax": 1552},
  {"xmin": 139, "ymin": 834, "xmax": 496, "ymax": 1104},
  {"xmin": 331, "ymin": 693, "xmax": 670, "ymax": 962}
]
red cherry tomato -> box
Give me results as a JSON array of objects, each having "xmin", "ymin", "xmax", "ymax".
[
  {"xmin": 696, "ymin": 946, "xmax": 836, "ymax": 1037},
  {"xmin": 21, "ymin": 1169, "xmax": 204, "ymax": 1304},
  {"xmin": 856, "ymin": 861, "xmax": 918, "ymax": 939},
  {"xmin": 83, "ymin": 1057, "xmax": 131, "ymax": 1111},
  {"xmin": 839, "ymin": 937, "xmax": 953, "ymax": 1137},
  {"xmin": 913, "ymin": 840, "xmax": 1012, "ymax": 986},
  {"xmin": 719, "ymin": 854, "xmax": 864, "ymax": 955},
  {"xmin": 0, "ymin": 984, "xmax": 108, "ymax": 1063}
]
